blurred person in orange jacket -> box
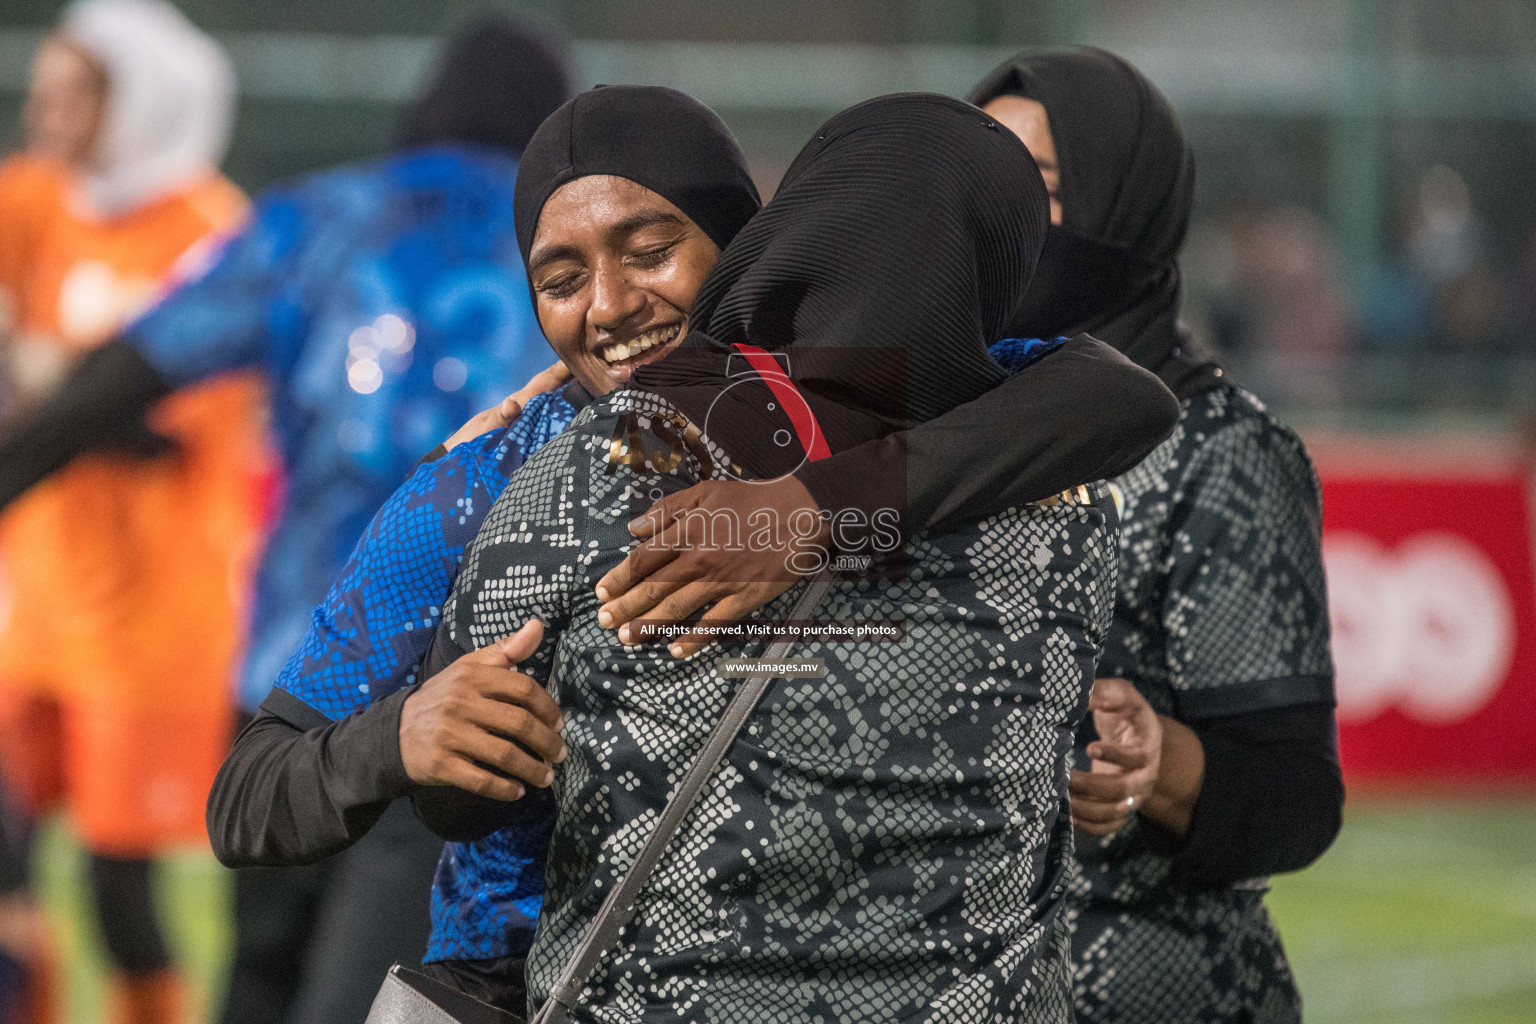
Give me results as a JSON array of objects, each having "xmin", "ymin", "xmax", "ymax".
[{"xmin": 0, "ymin": 3, "xmax": 266, "ymax": 1023}]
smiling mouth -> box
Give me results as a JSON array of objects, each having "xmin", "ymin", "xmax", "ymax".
[{"xmin": 598, "ymin": 323, "xmax": 683, "ymax": 377}]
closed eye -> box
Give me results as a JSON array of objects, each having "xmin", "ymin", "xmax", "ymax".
[
  {"xmin": 537, "ymin": 270, "xmax": 584, "ymax": 299},
  {"xmin": 628, "ymin": 243, "xmax": 677, "ymax": 269}
]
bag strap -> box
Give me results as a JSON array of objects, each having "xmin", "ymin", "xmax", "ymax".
[{"xmin": 531, "ymin": 573, "xmax": 834, "ymax": 1024}]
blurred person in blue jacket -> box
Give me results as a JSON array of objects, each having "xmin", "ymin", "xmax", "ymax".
[{"xmin": 0, "ymin": 15, "xmax": 573, "ymax": 1024}]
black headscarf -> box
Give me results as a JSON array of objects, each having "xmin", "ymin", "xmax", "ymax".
[
  {"xmin": 513, "ymin": 85, "xmax": 762, "ymax": 266},
  {"xmin": 968, "ymin": 47, "xmax": 1223, "ymax": 399},
  {"xmin": 400, "ymin": 15, "xmax": 573, "ymax": 158},
  {"xmin": 634, "ymin": 93, "xmax": 1050, "ymax": 480}
]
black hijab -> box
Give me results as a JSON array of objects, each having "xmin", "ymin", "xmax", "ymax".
[
  {"xmin": 400, "ymin": 15, "xmax": 574, "ymax": 158},
  {"xmin": 968, "ymin": 47, "xmax": 1223, "ymax": 399},
  {"xmin": 634, "ymin": 93, "xmax": 1051, "ymax": 480},
  {"xmin": 513, "ymin": 85, "xmax": 762, "ymax": 266}
]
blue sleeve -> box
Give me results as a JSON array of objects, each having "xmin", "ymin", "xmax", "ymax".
[
  {"xmin": 125, "ymin": 190, "xmax": 310, "ymax": 386},
  {"xmin": 271, "ymin": 391, "xmax": 576, "ymax": 721}
]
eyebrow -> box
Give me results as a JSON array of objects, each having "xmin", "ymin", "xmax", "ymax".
[
  {"xmin": 611, "ymin": 209, "xmax": 686, "ymax": 236},
  {"xmin": 528, "ymin": 243, "xmax": 582, "ymax": 276},
  {"xmin": 527, "ymin": 209, "xmax": 687, "ymax": 276}
]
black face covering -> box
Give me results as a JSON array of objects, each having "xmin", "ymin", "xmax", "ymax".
[
  {"xmin": 633, "ymin": 93, "xmax": 1050, "ymax": 480},
  {"xmin": 968, "ymin": 47, "xmax": 1223, "ymax": 399},
  {"xmin": 512, "ymin": 85, "xmax": 762, "ymax": 267},
  {"xmin": 399, "ymin": 15, "xmax": 574, "ymax": 158}
]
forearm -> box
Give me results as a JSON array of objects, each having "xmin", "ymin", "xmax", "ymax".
[
  {"xmin": 205, "ymin": 689, "xmax": 415, "ymax": 867},
  {"xmin": 1147, "ymin": 703, "xmax": 1344, "ymax": 889},
  {"xmin": 0, "ymin": 341, "xmax": 170, "ymax": 511},
  {"xmin": 795, "ymin": 335, "xmax": 1178, "ymax": 543}
]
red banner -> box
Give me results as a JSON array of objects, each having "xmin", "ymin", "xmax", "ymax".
[{"xmin": 1314, "ymin": 435, "xmax": 1536, "ymax": 787}]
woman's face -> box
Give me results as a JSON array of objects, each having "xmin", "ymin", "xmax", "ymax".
[
  {"xmin": 981, "ymin": 95, "xmax": 1062, "ymax": 226},
  {"xmin": 24, "ymin": 35, "xmax": 107, "ymax": 168},
  {"xmin": 528, "ymin": 175, "xmax": 720, "ymax": 396}
]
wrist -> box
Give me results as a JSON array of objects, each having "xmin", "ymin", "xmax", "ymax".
[
  {"xmin": 318, "ymin": 686, "xmax": 417, "ymax": 800},
  {"xmin": 1140, "ymin": 714, "xmax": 1204, "ymax": 836},
  {"xmin": 397, "ymin": 684, "xmax": 437, "ymax": 787}
]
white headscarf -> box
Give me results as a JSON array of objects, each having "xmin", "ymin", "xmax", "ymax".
[{"xmin": 61, "ymin": 0, "xmax": 235, "ymax": 218}]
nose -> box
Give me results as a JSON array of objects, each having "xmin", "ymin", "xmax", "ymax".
[{"xmin": 589, "ymin": 259, "xmax": 647, "ymax": 335}]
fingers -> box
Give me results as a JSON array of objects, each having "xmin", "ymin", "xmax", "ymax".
[
  {"xmin": 614, "ymin": 580, "xmax": 719, "ymax": 645},
  {"xmin": 666, "ymin": 597, "xmax": 750, "ymax": 659},
  {"xmin": 624, "ymin": 487, "xmax": 703, "ymax": 541},
  {"xmin": 495, "ymin": 619, "xmax": 544, "ymax": 665},
  {"xmin": 1070, "ymin": 772, "xmax": 1139, "ymax": 835},
  {"xmin": 434, "ymin": 760, "xmax": 526, "ymax": 802},
  {"xmin": 1071, "ymin": 797, "xmax": 1133, "ymax": 827},
  {"xmin": 399, "ymin": 677, "xmax": 563, "ymax": 793},
  {"xmin": 598, "ymin": 574, "xmax": 689, "ymax": 634},
  {"xmin": 476, "ymin": 671, "xmax": 565, "ymax": 738},
  {"xmin": 464, "ymin": 620, "xmax": 544, "ymax": 671},
  {"xmin": 1068, "ymin": 769, "xmax": 1136, "ymax": 803},
  {"xmin": 1085, "ymin": 740, "xmax": 1155, "ymax": 771},
  {"xmin": 1088, "ymin": 677, "xmax": 1141, "ymax": 712},
  {"xmin": 1071, "ymin": 805, "xmax": 1132, "ymax": 836},
  {"xmin": 595, "ymin": 536, "xmax": 682, "ymax": 604},
  {"xmin": 443, "ymin": 405, "xmax": 514, "ymax": 450},
  {"xmin": 440, "ymin": 362, "xmax": 570, "ymax": 452},
  {"xmin": 498, "ymin": 395, "xmax": 524, "ymax": 422},
  {"xmin": 455, "ymin": 728, "xmax": 559, "ymax": 788}
]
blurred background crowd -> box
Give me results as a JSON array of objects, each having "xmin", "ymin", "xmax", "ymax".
[
  {"xmin": 7, "ymin": 0, "xmax": 1536, "ymax": 426},
  {"xmin": 0, "ymin": 2, "xmax": 1533, "ymax": 1024}
]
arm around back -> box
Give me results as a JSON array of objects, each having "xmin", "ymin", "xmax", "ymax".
[{"xmin": 794, "ymin": 334, "xmax": 1179, "ymax": 543}]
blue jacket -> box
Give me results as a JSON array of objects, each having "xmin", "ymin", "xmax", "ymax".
[{"xmin": 126, "ymin": 145, "xmax": 556, "ymax": 712}]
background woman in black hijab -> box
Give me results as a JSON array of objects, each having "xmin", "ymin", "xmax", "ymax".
[{"xmin": 968, "ymin": 47, "xmax": 1343, "ymax": 1024}]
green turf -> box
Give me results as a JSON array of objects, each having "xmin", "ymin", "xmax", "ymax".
[
  {"xmin": 31, "ymin": 800, "xmax": 1536, "ymax": 1024},
  {"xmin": 1267, "ymin": 800, "xmax": 1536, "ymax": 1024}
]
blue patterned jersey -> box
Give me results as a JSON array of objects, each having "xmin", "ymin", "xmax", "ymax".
[
  {"xmin": 125, "ymin": 145, "xmax": 557, "ymax": 711},
  {"xmin": 271, "ymin": 389, "xmax": 576, "ymax": 720}
]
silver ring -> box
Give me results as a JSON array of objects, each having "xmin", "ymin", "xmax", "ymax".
[{"xmin": 1125, "ymin": 796, "xmax": 1136, "ymax": 809}]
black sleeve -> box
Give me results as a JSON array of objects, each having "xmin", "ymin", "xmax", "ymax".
[
  {"xmin": 205, "ymin": 688, "xmax": 416, "ymax": 868},
  {"xmin": 793, "ymin": 335, "xmax": 1179, "ymax": 544},
  {"xmin": 407, "ymin": 634, "xmax": 534, "ymax": 844},
  {"xmin": 0, "ymin": 341, "xmax": 172, "ymax": 513},
  {"xmin": 1144, "ymin": 703, "xmax": 1345, "ymax": 890}
]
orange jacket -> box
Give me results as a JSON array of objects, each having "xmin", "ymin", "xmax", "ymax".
[{"xmin": 0, "ymin": 160, "xmax": 270, "ymax": 714}]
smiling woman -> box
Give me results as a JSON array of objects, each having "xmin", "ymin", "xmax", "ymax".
[
  {"xmin": 511, "ymin": 84, "xmax": 762, "ymax": 396},
  {"xmin": 526, "ymin": 176, "xmax": 718, "ymax": 391}
]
